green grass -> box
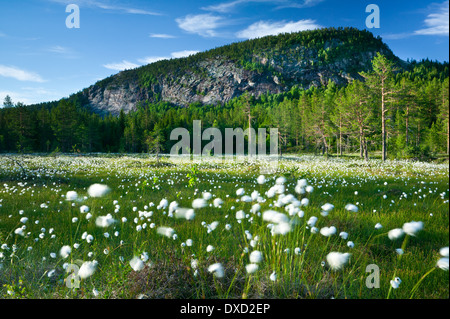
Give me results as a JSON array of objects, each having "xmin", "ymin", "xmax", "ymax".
[{"xmin": 0, "ymin": 154, "xmax": 448, "ymax": 299}]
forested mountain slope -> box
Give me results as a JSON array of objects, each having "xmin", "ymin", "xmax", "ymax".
[{"xmin": 74, "ymin": 27, "xmax": 399, "ymax": 115}]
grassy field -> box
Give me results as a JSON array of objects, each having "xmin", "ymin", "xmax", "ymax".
[{"xmin": 0, "ymin": 154, "xmax": 448, "ymax": 299}]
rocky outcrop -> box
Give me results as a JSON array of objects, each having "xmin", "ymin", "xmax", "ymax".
[{"xmin": 81, "ymin": 36, "xmax": 392, "ymax": 116}]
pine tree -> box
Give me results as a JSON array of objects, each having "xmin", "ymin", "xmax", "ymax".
[
  {"xmin": 360, "ymin": 52, "xmax": 398, "ymax": 161},
  {"xmin": 3, "ymin": 95, "xmax": 14, "ymax": 108},
  {"xmin": 50, "ymin": 100, "xmax": 79, "ymax": 152}
]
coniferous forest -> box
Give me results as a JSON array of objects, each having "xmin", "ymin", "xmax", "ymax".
[{"xmin": 0, "ymin": 51, "xmax": 448, "ymax": 160}]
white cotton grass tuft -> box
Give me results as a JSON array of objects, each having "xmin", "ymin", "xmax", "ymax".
[
  {"xmin": 307, "ymin": 216, "xmax": 318, "ymax": 227},
  {"xmin": 88, "ymin": 184, "xmax": 111, "ymax": 198},
  {"xmin": 130, "ymin": 256, "xmax": 145, "ymax": 272},
  {"xmin": 245, "ymin": 263, "xmax": 259, "ymax": 274},
  {"xmin": 59, "ymin": 245, "xmax": 72, "ymax": 259},
  {"xmin": 157, "ymin": 227, "xmax": 175, "ymax": 238},
  {"xmin": 269, "ymin": 271, "xmax": 277, "ymax": 282},
  {"xmin": 388, "ymin": 228, "xmax": 405, "ymax": 241},
  {"xmin": 271, "ymin": 222, "xmax": 292, "ymax": 235},
  {"xmin": 80, "ymin": 205, "xmax": 89, "ymax": 213},
  {"xmin": 168, "ymin": 201, "xmax": 178, "ymax": 214},
  {"xmin": 437, "ymin": 258, "xmax": 449, "ymax": 271},
  {"xmin": 320, "ymin": 226, "xmax": 337, "ymax": 237},
  {"xmin": 249, "ymin": 250, "xmax": 263, "ymax": 263},
  {"xmin": 78, "ymin": 261, "xmax": 97, "ymax": 279},
  {"xmin": 326, "ymin": 252, "xmax": 351, "ymax": 270},
  {"xmin": 192, "ymin": 198, "xmax": 207, "ymax": 209},
  {"xmin": 257, "ymin": 175, "xmax": 266, "ymax": 185},
  {"xmin": 251, "ymin": 203, "xmax": 261, "ymax": 214},
  {"xmin": 236, "ymin": 210, "xmax": 246, "ymax": 220},
  {"xmin": 174, "ymin": 208, "xmax": 195, "ymax": 220},
  {"xmin": 402, "ymin": 221, "xmax": 423, "ymax": 236},
  {"xmin": 345, "ymin": 203, "xmax": 358, "ymax": 212},
  {"xmin": 208, "ymin": 263, "xmax": 224, "ymax": 278},
  {"xmin": 66, "ymin": 191, "xmax": 78, "ymax": 201},
  {"xmin": 262, "ymin": 210, "xmax": 289, "ymax": 224},
  {"xmin": 390, "ymin": 277, "xmax": 401, "ymax": 289},
  {"xmin": 300, "ymin": 198, "xmax": 309, "ymax": 207},
  {"xmin": 202, "ymin": 192, "xmax": 212, "ymax": 200},
  {"xmin": 440, "ymin": 247, "xmax": 449, "ymax": 258},
  {"xmin": 158, "ymin": 199, "xmax": 169, "ymax": 210},
  {"xmin": 213, "ymin": 198, "xmax": 223, "ymax": 207},
  {"xmin": 339, "ymin": 232, "xmax": 349, "ymax": 240},
  {"xmin": 320, "ymin": 203, "xmax": 334, "ymax": 216},
  {"xmin": 95, "ymin": 214, "xmax": 116, "ymax": 228},
  {"xmin": 14, "ymin": 227, "xmax": 25, "ymax": 236}
]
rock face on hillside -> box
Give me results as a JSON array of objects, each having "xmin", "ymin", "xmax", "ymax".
[{"xmin": 77, "ymin": 30, "xmax": 395, "ymax": 116}]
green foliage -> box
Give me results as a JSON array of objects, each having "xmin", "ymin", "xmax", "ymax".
[
  {"xmin": 3, "ymin": 279, "xmax": 29, "ymax": 299},
  {"xmin": 186, "ymin": 163, "xmax": 199, "ymax": 188},
  {"xmin": 0, "ymin": 29, "xmax": 448, "ymax": 159}
]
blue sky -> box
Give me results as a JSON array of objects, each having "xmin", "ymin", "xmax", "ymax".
[{"xmin": 0, "ymin": 0, "xmax": 448, "ymax": 105}]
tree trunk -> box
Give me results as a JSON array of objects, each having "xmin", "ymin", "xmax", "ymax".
[
  {"xmin": 339, "ymin": 119, "xmax": 343, "ymax": 156},
  {"xmin": 248, "ymin": 114, "xmax": 252, "ymax": 156},
  {"xmin": 447, "ymin": 118, "xmax": 450, "ymax": 155},
  {"xmin": 363, "ymin": 137, "xmax": 369, "ymax": 161},
  {"xmin": 381, "ymin": 84, "xmax": 387, "ymax": 161},
  {"xmin": 405, "ymin": 105, "xmax": 409, "ymax": 145},
  {"xmin": 359, "ymin": 127, "xmax": 364, "ymax": 159}
]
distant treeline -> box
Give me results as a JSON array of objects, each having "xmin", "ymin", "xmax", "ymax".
[{"xmin": 0, "ymin": 55, "xmax": 448, "ymax": 160}]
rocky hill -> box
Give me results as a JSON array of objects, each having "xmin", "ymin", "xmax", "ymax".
[{"xmin": 73, "ymin": 27, "xmax": 401, "ymax": 115}]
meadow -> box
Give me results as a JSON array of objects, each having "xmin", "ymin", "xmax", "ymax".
[{"xmin": 0, "ymin": 154, "xmax": 448, "ymax": 299}]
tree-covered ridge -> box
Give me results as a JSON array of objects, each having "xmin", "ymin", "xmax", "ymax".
[
  {"xmin": 1, "ymin": 54, "xmax": 448, "ymax": 161},
  {"xmin": 84, "ymin": 27, "xmax": 398, "ymax": 104}
]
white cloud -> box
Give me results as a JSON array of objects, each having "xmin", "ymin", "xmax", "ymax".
[
  {"xmin": 46, "ymin": 45, "xmax": 79, "ymax": 58},
  {"xmin": 414, "ymin": 1, "xmax": 449, "ymax": 36},
  {"xmin": 0, "ymin": 65, "xmax": 46, "ymax": 83},
  {"xmin": 202, "ymin": 0, "xmax": 324, "ymax": 12},
  {"xmin": 176, "ymin": 14, "xmax": 225, "ymax": 37},
  {"xmin": 382, "ymin": 1, "xmax": 449, "ymax": 40},
  {"xmin": 202, "ymin": 0, "xmax": 265, "ymax": 13},
  {"xmin": 47, "ymin": 45, "xmax": 71, "ymax": 54},
  {"xmin": 0, "ymin": 91, "xmax": 32, "ymax": 105},
  {"xmin": 275, "ymin": 0, "xmax": 325, "ymax": 9},
  {"xmin": 137, "ymin": 50, "xmax": 200, "ymax": 65},
  {"xmin": 171, "ymin": 50, "xmax": 200, "ymax": 58},
  {"xmin": 95, "ymin": 3, "xmax": 161, "ymax": 15},
  {"xmin": 103, "ymin": 60, "xmax": 140, "ymax": 71},
  {"xmin": 137, "ymin": 56, "xmax": 169, "ymax": 64},
  {"xmin": 236, "ymin": 19, "xmax": 322, "ymax": 39},
  {"xmin": 380, "ymin": 32, "xmax": 413, "ymax": 40},
  {"xmin": 49, "ymin": 0, "xmax": 161, "ymax": 15},
  {"xmin": 149, "ymin": 33, "xmax": 176, "ymax": 39},
  {"xmin": 0, "ymin": 87, "xmax": 63, "ymax": 105}
]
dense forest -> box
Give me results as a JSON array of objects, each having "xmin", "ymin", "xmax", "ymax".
[{"xmin": 0, "ymin": 53, "xmax": 448, "ymax": 160}]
